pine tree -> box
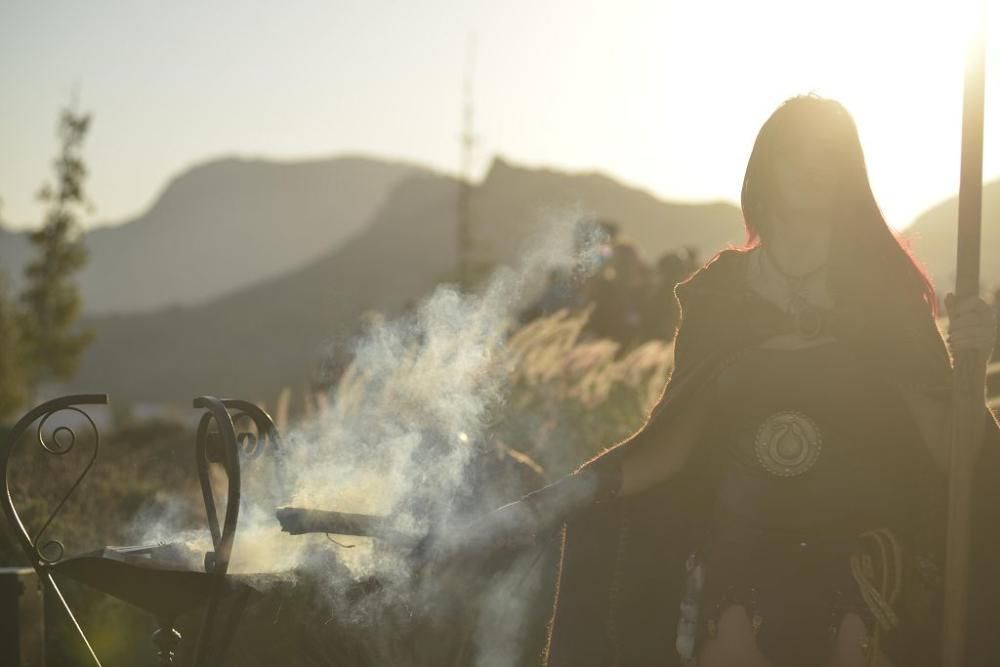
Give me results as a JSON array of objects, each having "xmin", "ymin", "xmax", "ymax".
[{"xmin": 18, "ymin": 107, "xmax": 94, "ymax": 397}]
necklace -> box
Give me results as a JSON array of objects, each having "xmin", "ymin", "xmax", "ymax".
[
  {"xmin": 761, "ymin": 241, "xmax": 827, "ymax": 282},
  {"xmin": 759, "ymin": 243, "xmax": 829, "ymax": 339}
]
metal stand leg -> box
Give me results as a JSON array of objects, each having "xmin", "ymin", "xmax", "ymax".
[{"xmin": 215, "ymin": 586, "xmax": 252, "ymax": 664}]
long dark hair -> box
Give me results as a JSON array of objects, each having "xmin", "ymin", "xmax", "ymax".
[{"xmin": 737, "ymin": 93, "xmax": 940, "ymax": 317}]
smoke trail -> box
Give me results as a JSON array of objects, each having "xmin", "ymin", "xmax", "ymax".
[
  {"xmin": 286, "ymin": 208, "xmax": 603, "ymax": 659},
  {"xmin": 287, "ymin": 208, "xmax": 603, "ymax": 537},
  {"xmin": 135, "ymin": 207, "xmax": 607, "ymax": 664}
]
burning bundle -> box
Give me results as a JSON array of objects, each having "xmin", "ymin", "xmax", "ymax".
[{"xmin": 276, "ymin": 507, "xmax": 422, "ymax": 549}]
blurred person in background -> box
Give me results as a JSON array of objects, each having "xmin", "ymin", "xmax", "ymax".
[
  {"xmin": 582, "ymin": 219, "xmax": 655, "ymax": 348},
  {"xmin": 517, "ymin": 267, "xmax": 579, "ymax": 324}
]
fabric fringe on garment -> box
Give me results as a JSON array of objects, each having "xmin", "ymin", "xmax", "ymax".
[{"xmin": 676, "ymin": 551, "xmax": 704, "ymax": 666}]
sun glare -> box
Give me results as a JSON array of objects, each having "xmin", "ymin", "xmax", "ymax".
[{"xmin": 654, "ymin": 0, "xmax": 995, "ymax": 229}]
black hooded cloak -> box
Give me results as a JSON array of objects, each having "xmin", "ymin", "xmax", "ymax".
[{"xmin": 543, "ymin": 248, "xmax": 1000, "ymax": 666}]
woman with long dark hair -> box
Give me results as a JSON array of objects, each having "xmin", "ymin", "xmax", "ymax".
[{"xmin": 431, "ymin": 93, "xmax": 1000, "ymax": 666}]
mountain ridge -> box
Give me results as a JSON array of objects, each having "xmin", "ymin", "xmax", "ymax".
[
  {"xmin": 67, "ymin": 159, "xmax": 751, "ymax": 403},
  {"xmin": 4, "ymin": 154, "xmax": 995, "ymax": 405},
  {"xmin": 1, "ymin": 155, "xmax": 424, "ymax": 313}
]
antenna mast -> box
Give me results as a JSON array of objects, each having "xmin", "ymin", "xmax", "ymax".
[{"xmin": 457, "ymin": 36, "xmax": 477, "ymax": 287}]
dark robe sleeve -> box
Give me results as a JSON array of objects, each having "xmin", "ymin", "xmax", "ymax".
[{"xmin": 544, "ymin": 249, "xmax": 1000, "ymax": 665}]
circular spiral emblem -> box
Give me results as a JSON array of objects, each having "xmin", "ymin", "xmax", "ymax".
[{"xmin": 754, "ymin": 410, "xmax": 822, "ymax": 477}]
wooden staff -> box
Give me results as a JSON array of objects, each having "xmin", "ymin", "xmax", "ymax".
[{"xmin": 941, "ymin": 3, "xmax": 988, "ymax": 664}]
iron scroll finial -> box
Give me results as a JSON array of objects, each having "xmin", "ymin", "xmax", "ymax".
[
  {"xmin": 1, "ymin": 394, "xmax": 108, "ymax": 568},
  {"xmin": 191, "ymin": 395, "xmax": 242, "ymax": 667},
  {"xmin": 1, "ymin": 393, "xmax": 109, "ymax": 667}
]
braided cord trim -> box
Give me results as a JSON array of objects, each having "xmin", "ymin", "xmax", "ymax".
[{"xmin": 849, "ymin": 528, "xmax": 904, "ymax": 666}]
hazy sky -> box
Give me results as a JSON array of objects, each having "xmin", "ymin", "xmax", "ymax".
[{"xmin": 2, "ymin": 0, "xmax": 997, "ymax": 232}]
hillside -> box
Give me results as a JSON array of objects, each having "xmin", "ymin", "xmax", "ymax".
[
  {"xmin": 0, "ymin": 155, "xmax": 422, "ymax": 313},
  {"xmin": 69, "ymin": 160, "xmax": 746, "ymax": 403},
  {"xmin": 470, "ymin": 158, "xmax": 742, "ymax": 265},
  {"xmin": 902, "ymin": 179, "xmax": 1000, "ymax": 295},
  {"xmin": 71, "ymin": 172, "xmax": 463, "ymax": 402},
  {"xmin": 50, "ymin": 162, "xmax": 1000, "ymax": 406}
]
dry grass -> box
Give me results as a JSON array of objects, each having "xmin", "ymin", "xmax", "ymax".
[{"xmin": 501, "ymin": 307, "xmax": 672, "ymax": 476}]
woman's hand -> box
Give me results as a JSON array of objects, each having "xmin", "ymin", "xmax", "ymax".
[{"xmin": 944, "ymin": 292, "xmax": 998, "ymax": 366}]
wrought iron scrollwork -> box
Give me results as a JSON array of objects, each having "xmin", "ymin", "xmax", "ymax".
[
  {"xmin": 223, "ymin": 399, "xmax": 288, "ymax": 497},
  {"xmin": 2, "ymin": 395, "xmax": 106, "ymax": 568},
  {"xmin": 192, "ymin": 397, "xmax": 287, "ymax": 556},
  {"xmin": 33, "ymin": 406, "xmax": 101, "ymax": 565},
  {"xmin": 193, "ymin": 397, "xmax": 288, "ymax": 567},
  {"xmin": 224, "ymin": 399, "xmax": 283, "ymax": 459},
  {"xmin": 193, "ymin": 397, "xmax": 241, "ymax": 571},
  {"xmin": 191, "ymin": 396, "xmax": 242, "ymax": 667},
  {"xmin": 195, "ymin": 398, "xmax": 288, "ymax": 523},
  {"xmin": 1, "ymin": 393, "xmax": 108, "ymax": 666},
  {"xmin": 191, "ymin": 396, "xmax": 287, "ymax": 667}
]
